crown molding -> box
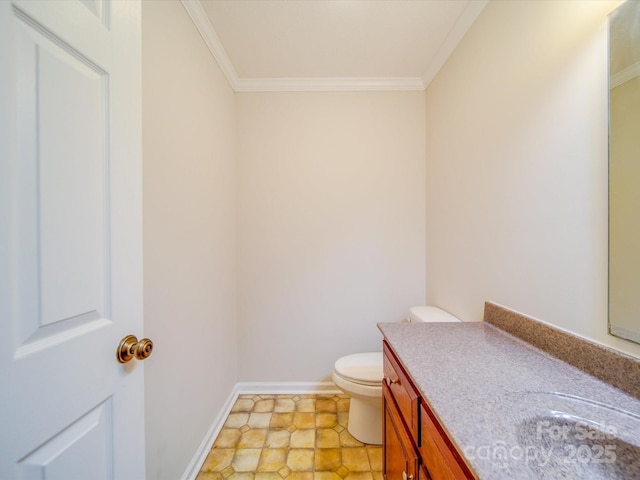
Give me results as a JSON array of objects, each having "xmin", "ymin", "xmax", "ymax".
[
  {"xmin": 421, "ymin": 0, "xmax": 488, "ymax": 88},
  {"xmin": 611, "ymin": 61, "xmax": 640, "ymax": 89},
  {"xmin": 235, "ymin": 76, "xmax": 426, "ymax": 92},
  {"xmin": 181, "ymin": 0, "xmax": 484, "ymax": 93},
  {"xmin": 180, "ymin": 0, "xmax": 240, "ymax": 90}
]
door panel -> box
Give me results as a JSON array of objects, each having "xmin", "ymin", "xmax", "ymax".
[
  {"xmin": 383, "ymin": 388, "xmax": 419, "ymax": 480},
  {"xmin": 18, "ymin": 399, "xmax": 113, "ymax": 480},
  {"xmin": 78, "ymin": 0, "xmax": 109, "ymax": 26},
  {"xmin": 14, "ymin": 7, "xmax": 109, "ymax": 353},
  {"xmin": 0, "ymin": 1, "xmax": 143, "ymax": 479}
]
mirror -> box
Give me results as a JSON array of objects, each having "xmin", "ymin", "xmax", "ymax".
[{"xmin": 609, "ymin": 0, "xmax": 640, "ymax": 344}]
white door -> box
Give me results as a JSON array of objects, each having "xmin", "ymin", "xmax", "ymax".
[{"xmin": 0, "ymin": 1, "xmax": 145, "ymax": 479}]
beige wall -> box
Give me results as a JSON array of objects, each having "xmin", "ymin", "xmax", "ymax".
[
  {"xmin": 237, "ymin": 92, "xmax": 427, "ymax": 381},
  {"xmin": 425, "ymin": 0, "xmax": 640, "ymax": 359},
  {"xmin": 142, "ymin": 1, "xmax": 237, "ymax": 478}
]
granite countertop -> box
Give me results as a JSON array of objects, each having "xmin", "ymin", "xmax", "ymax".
[{"xmin": 377, "ymin": 320, "xmax": 640, "ymax": 479}]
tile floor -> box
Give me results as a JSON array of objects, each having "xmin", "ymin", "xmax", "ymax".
[{"xmin": 196, "ymin": 394, "xmax": 382, "ymax": 480}]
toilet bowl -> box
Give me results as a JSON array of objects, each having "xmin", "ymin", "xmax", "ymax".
[
  {"xmin": 332, "ymin": 306, "xmax": 460, "ymax": 445},
  {"xmin": 332, "ymin": 352, "xmax": 383, "ymax": 445}
]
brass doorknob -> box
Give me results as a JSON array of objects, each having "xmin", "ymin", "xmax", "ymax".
[
  {"xmin": 135, "ymin": 338, "xmax": 153, "ymax": 360},
  {"xmin": 117, "ymin": 335, "xmax": 153, "ymax": 364}
]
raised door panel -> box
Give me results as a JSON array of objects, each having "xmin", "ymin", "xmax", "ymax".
[
  {"xmin": 17, "ymin": 401, "xmax": 112, "ymax": 480},
  {"xmin": 383, "ymin": 385, "xmax": 419, "ymax": 480},
  {"xmin": 13, "ymin": 3, "xmax": 110, "ymax": 356},
  {"xmin": 78, "ymin": 0, "xmax": 109, "ymax": 25}
]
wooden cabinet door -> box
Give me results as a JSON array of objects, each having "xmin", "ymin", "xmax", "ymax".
[
  {"xmin": 419, "ymin": 403, "xmax": 476, "ymax": 480},
  {"xmin": 383, "ymin": 384, "xmax": 420, "ymax": 480}
]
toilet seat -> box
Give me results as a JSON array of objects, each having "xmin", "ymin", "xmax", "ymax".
[{"xmin": 333, "ymin": 352, "xmax": 382, "ymax": 386}]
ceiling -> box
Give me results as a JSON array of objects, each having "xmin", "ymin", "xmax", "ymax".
[
  {"xmin": 609, "ymin": 0, "xmax": 640, "ymax": 85},
  {"xmin": 182, "ymin": 0, "xmax": 488, "ymax": 92}
]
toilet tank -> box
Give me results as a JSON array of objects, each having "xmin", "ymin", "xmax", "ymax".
[{"xmin": 408, "ymin": 306, "xmax": 461, "ymax": 323}]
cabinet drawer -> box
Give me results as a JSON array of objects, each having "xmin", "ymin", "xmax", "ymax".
[
  {"xmin": 383, "ymin": 341, "xmax": 420, "ymax": 438},
  {"xmin": 419, "ymin": 402, "xmax": 475, "ymax": 480}
]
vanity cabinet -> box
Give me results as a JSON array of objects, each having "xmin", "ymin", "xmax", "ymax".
[
  {"xmin": 383, "ymin": 389, "xmax": 419, "ymax": 480},
  {"xmin": 382, "ymin": 341, "xmax": 476, "ymax": 480}
]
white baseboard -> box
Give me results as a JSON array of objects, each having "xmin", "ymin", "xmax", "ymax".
[
  {"xmin": 180, "ymin": 384, "xmax": 240, "ymax": 480},
  {"xmin": 236, "ymin": 381, "xmax": 342, "ymax": 395},
  {"xmin": 181, "ymin": 381, "xmax": 342, "ymax": 480}
]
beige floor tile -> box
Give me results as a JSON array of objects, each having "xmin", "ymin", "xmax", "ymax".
[
  {"xmin": 248, "ymin": 412, "xmax": 272, "ymax": 429},
  {"xmin": 295, "ymin": 398, "xmax": 316, "ymax": 412},
  {"xmin": 344, "ymin": 473, "xmax": 373, "ymax": 480},
  {"xmin": 195, "ymin": 471, "xmax": 224, "ymax": 480},
  {"xmin": 313, "ymin": 473, "xmax": 342, "ymax": 480},
  {"xmin": 286, "ymin": 473, "xmax": 314, "ymax": 480},
  {"xmin": 293, "ymin": 412, "xmax": 316, "ymax": 429},
  {"xmin": 225, "ymin": 413, "xmax": 250, "ymax": 428},
  {"xmin": 202, "ymin": 394, "xmax": 381, "ymax": 479},
  {"xmin": 336, "ymin": 398, "xmax": 350, "ymax": 413},
  {"xmin": 366, "ymin": 447, "xmax": 382, "ymax": 471},
  {"xmin": 232, "ymin": 398, "xmax": 255, "ymax": 413},
  {"xmin": 314, "ymin": 448, "xmax": 341, "ymax": 472},
  {"xmin": 339, "ymin": 430, "xmax": 364, "ymax": 447},
  {"xmin": 238, "ymin": 429, "xmax": 267, "ymax": 448},
  {"xmin": 287, "ymin": 449, "xmax": 314, "ymax": 471},
  {"xmin": 290, "ymin": 429, "xmax": 315, "ymax": 448},
  {"xmin": 274, "ymin": 398, "xmax": 296, "ymax": 412},
  {"xmin": 335, "ymin": 465, "xmax": 349, "ymax": 478},
  {"xmin": 231, "ymin": 473, "xmax": 255, "ymax": 480},
  {"xmin": 201, "ymin": 448, "xmax": 234, "ymax": 472},
  {"xmin": 232, "ymin": 449, "xmax": 262, "ymax": 472},
  {"xmin": 270, "ymin": 412, "xmax": 294, "ymax": 428},
  {"xmin": 279, "ymin": 465, "xmax": 291, "ymax": 477},
  {"xmin": 316, "ymin": 413, "xmax": 338, "ymax": 428},
  {"xmin": 337, "ymin": 413, "xmax": 349, "ymax": 428},
  {"xmin": 341, "ymin": 448, "xmax": 370, "ymax": 472},
  {"xmin": 315, "ymin": 398, "xmax": 337, "ymax": 413},
  {"xmin": 316, "ymin": 429, "xmax": 340, "ymax": 448},
  {"xmin": 257, "ymin": 448, "xmax": 288, "ymax": 472},
  {"xmin": 254, "ymin": 399, "xmax": 276, "ymax": 412},
  {"xmin": 265, "ymin": 429, "xmax": 290, "ymax": 448},
  {"xmin": 213, "ymin": 429, "xmax": 241, "ymax": 448},
  {"xmin": 255, "ymin": 474, "xmax": 281, "ymax": 480}
]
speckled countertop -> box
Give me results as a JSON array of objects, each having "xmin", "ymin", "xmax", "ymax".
[{"xmin": 377, "ymin": 320, "xmax": 640, "ymax": 479}]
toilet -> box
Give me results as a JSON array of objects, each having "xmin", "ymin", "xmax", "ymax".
[{"xmin": 331, "ymin": 306, "xmax": 461, "ymax": 445}]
